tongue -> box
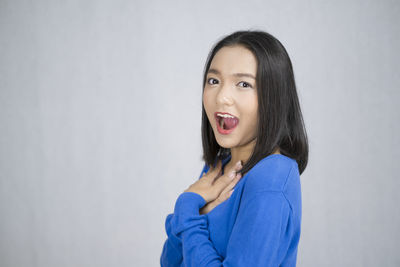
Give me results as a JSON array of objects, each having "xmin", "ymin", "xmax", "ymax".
[{"xmin": 223, "ymin": 117, "xmax": 239, "ymax": 130}]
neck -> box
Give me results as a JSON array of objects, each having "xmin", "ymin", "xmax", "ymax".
[
  {"xmin": 228, "ymin": 138, "xmax": 257, "ymax": 167},
  {"xmin": 225, "ymin": 140, "xmax": 281, "ymax": 171}
]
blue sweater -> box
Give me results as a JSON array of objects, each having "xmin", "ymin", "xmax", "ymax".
[{"xmin": 160, "ymin": 153, "xmax": 302, "ymax": 266}]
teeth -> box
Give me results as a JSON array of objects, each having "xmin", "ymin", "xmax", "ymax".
[{"xmin": 217, "ymin": 113, "xmax": 235, "ymax": 119}]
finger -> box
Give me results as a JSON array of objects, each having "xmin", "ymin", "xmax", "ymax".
[
  {"xmin": 201, "ymin": 186, "xmax": 237, "ymax": 214},
  {"xmin": 213, "ymin": 161, "xmax": 243, "ymax": 191},
  {"xmin": 224, "ymin": 160, "xmax": 242, "ymax": 181},
  {"xmin": 228, "ymin": 189, "xmax": 234, "ymax": 197},
  {"xmin": 220, "ymin": 172, "xmax": 242, "ymax": 195},
  {"xmin": 230, "ymin": 160, "xmax": 243, "ymax": 172},
  {"xmin": 217, "ymin": 189, "xmax": 234, "ymax": 204}
]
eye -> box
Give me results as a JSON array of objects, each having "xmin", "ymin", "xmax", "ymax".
[
  {"xmin": 207, "ymin": 78, "xmax": 219, "ymax": 85},
  {"xmin": 238, "ymin": 81, "xmax": 252, "ymax": 88}
]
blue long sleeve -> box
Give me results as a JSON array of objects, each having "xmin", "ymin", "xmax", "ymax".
[
  {"xmin": 160, "ymin": 213, "xmax": 184, "ymax": 267},
  {"xmin": 161, "ymin": 154, "xmax": 301, "ymax": 266},
  {"xmin": 170, "ymin": 190, "xmax": 294, "ymax": 266},
  {"xmin": 160, "ymin": 165, "xmax": 209, "ymax": 267}
]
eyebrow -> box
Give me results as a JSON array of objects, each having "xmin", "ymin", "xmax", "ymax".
[{"xmin": 207, "ymin": 68, "xmax": 256, "ymax": 80}]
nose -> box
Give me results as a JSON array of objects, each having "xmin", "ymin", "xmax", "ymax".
[{"xmin": 216, "ymin": 83, "xmax": 234, "ymax": 106}]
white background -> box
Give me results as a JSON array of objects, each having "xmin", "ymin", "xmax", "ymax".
[{"xmin": 1, "ymin": 0, "xmax": 399, "ymax": 266}]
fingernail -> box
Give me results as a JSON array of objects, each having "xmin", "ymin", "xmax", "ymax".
[{"xmin": 236, "ymin": 161, "xmax": 242, "ymax": 168}]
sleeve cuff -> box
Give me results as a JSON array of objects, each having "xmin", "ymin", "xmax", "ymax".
[
  {"xmin": 171, "ymin": 192, "xmax": 208, "ymax": 237},
  {"xmin": 173, "ymin": 192, "xmax": 206, "ymax": 215}
]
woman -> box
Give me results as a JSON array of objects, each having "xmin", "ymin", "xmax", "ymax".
[{"xmin": 160, "ymin": 30, "xmax": 308, "ymax": 266}]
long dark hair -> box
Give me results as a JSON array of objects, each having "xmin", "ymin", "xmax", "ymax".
[{"xmin": 201, "ymin": 30, "xmax": 309, "ymax": 175}]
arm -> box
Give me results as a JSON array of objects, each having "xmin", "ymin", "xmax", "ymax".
[
  {"xmin": 169, "ymin": 190, "xmax": 294, "ymax": 267},
  {"xmin": 160, "ymin": 164, "xmax": 210, "ymax": 267},
  {"xmin": 160, "ymin": 213, "xmax": 184, "ymax": 267}
]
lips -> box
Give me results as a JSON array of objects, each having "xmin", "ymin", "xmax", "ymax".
[{"xmin": 214, "ymin": 112, "xmax": 239, "ymax": 135}]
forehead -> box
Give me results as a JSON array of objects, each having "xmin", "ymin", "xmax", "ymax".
[{"xmin": 209, "ymin": 45, "xmax": 257, "ymax": 75}]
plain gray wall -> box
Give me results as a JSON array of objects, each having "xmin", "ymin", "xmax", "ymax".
[{"xmin": 1, "ymin": 0, "xmax": 399, "ymax": 266}]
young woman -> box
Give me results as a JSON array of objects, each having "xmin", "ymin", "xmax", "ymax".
[{"xmin": 160, "ymin": 30, "xmax": 308, "ymax": 266}]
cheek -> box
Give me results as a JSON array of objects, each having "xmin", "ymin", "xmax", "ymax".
[
  {"xmin": 245, "ymin": 110, "xmax": 258, "ymax": 129},
  {"xmin": 241, "ymin": 107, "xmax": 258, "ymax": 136},
  {"xmin": 239, "ymin": 95, "xmax": 258, "ymax": 124},
  {"xmin": 202, "ymin": 90, "xmax": 214, "ymax": 111},
  {"xmin": 251, "ymin": 106, "xmax": 259, "ymax": 128}
]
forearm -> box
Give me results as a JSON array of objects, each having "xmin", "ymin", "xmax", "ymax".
[{"xmin": 160, "ymin": 213, "xmax": 184, "ymax": 267}]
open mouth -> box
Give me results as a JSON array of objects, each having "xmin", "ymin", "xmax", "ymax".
[{"xmin": 214, "ymin": 112, "xmax": 239, "ymax": 133}]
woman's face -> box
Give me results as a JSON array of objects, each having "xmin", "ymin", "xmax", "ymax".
[{"xmin": 203, "ymin": 45, "xmax": 258, "ymax": 149}]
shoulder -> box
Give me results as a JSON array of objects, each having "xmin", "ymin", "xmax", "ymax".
[
  {"xmin": 243, "ymin": 154, "xmax": 302, "ymax": 220},
  {"xmin": 244, "ymin": 154, "xmax": 299, "ymax": 194}
]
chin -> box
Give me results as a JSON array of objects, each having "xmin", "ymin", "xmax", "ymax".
[{"xmin": 215, "ymin": 137, "xmax": 237, "ymax": 149}]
